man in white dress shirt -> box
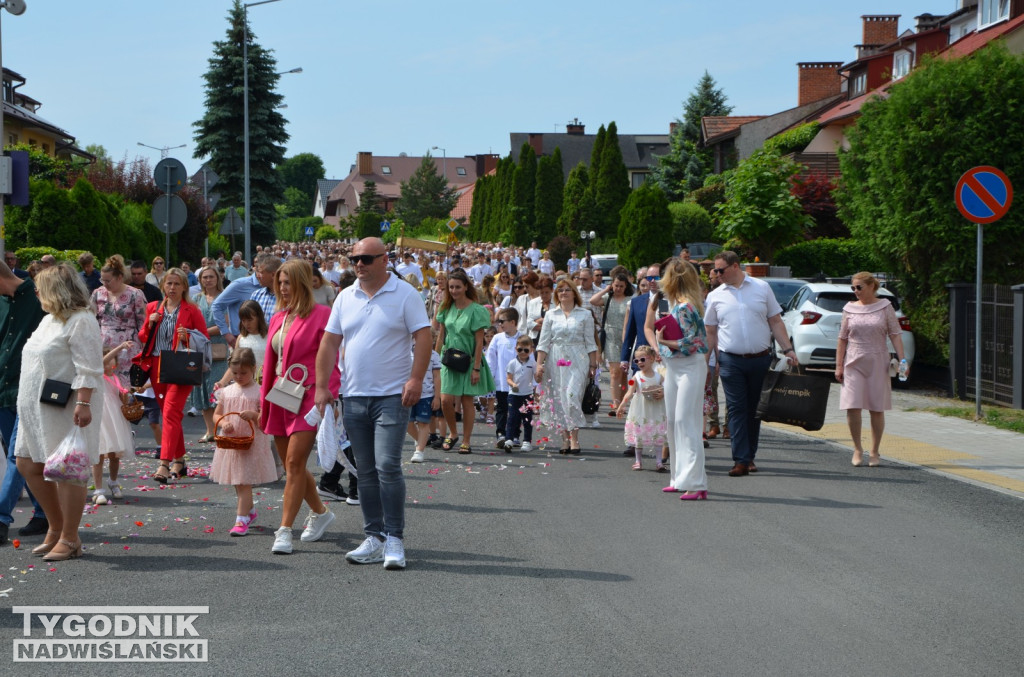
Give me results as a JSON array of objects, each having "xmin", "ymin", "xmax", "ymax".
[
  {"xmin": 467, "ymin": 252, "xmax": 493, "ymax": 286},
  {"xmin": 703, "ymin": 251, "xmax": 796, "ymax": 477},
  {"xmin": 525, "ymin": 242, "xmax": 542, "ymax": 268}
]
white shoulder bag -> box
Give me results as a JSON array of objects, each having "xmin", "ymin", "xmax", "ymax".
[{"xmin": 265, "ymin": 316, "xmax": 308, "ymax": 414}]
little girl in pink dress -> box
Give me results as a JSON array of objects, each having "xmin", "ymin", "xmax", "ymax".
[{"xmin": 616, "ymin": 345, "xmax": 668, "ymax": 471}]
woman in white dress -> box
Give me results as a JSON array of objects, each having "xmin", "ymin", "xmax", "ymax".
[
  {"xmin": 16, "ymin": 263, "xmax": 105, "ymax": 560},
  {"xmin": 535, "ymin": 279, "xmax": 599, "ymax": 455},
  {"xmin": 644, "ymin": 258, "xmax": 709, "ymax": 500}
]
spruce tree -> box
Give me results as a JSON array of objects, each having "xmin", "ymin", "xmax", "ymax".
[
  {"xmin": 396, "ymin": 153, "xmax": 457, "ymax": 228},
  {"xmin": 193, "ymin": 0, "xmax": 289, "ymax": 247},
  {"xmin": 358, "ymin": 179, "xmax": 383, "ymax": 215},
  {"xmin": 557, "ymin": 162, "xmax": 594, "ymax": 239},
  {"xmin": 534, "ymin": 146, "xmax": 564, "ymax": 245},
  {"xmin": 516, "ymin": 143, "xmax": 538, "ymax": 237},
  {"xmin": 593, "ymin": 121, "xmax": 630, "ymax": 238},
  {"xmin": 652, "ymin": 71, "xmax": 733, "ymax": 200},
  {"xmin": 468, "ymin": 175, "xmax": 489, "ymax": 241}
]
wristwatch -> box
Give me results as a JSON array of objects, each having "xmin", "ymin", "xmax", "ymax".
[{"xmin": 783, "ymin": 348, "xmax": 795, "ymax": 355}]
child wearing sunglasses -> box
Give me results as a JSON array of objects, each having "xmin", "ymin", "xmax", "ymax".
[{"xmin": 616, "ymin": 345, "xmax": 668, "ymax": 471}]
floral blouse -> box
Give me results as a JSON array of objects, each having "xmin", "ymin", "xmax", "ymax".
[
  {"xmin": 657, "ymin": 301, "xmax": 709, "ymax": 359},
  {"xmin": 92, "ymin": 284, "xmax": 147, "ymax": 387}
]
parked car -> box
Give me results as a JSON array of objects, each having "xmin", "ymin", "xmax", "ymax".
[
  {"xmin": 777, "ymin": 282, "xmax": 915, "ymax": 378},
  {"xmin": 673, "ymin": 242, "xmax": 722, "ymax": 261},
  {"xmin": 589, "ymin": 254, "xmax": 618, "ymax": 276},
  {"xmin": 763, "ymin": 277, "xmax": 806, "ymax": 309}
]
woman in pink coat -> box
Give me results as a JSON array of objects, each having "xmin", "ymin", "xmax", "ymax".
[{"xmin": 260, "ymin": 260, "xmax": 341, "ymax": 554}]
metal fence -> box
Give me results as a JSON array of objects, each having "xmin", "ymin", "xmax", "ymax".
[{"xmin": 948, "ymin": 283, "xmax": 1024, "ymax": 408}]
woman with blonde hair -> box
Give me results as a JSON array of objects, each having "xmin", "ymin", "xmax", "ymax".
[
  {"xmin": 137, "ymin": 267, "xmax": 209, "ymax": 483},
  {"xmin": 15, "ymin": 263, "xmax": 104, "ymax": 560},
  {"xmin": 92, "ymin": 254, "xmax": 147, "ymax": 388},
  {"xmin": 145, "ymin": 256, "xmax": 167, "ymax": 287},
  {"xmin": 535, "ymin": 278, "xmax": 599, "ymax": 455},
  {"xmin": 644, "ymin": 257, "xmax": 709, "ymax": 500},
  {"xmin": 260, "ymin": 259, "xmax": 341, "ymax": 553},
  {"xmin": 835, "ymin": 271, "xmax": 907, "ymax": 467}
]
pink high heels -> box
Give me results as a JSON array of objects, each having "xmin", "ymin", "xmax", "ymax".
[{"xmin": 680, "ymin": 491, "xmax": 708, "ymax": 501}]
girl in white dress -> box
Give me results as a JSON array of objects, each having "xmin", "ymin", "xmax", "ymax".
[
  {"xmin": 616, "ymin": 345, "xmax": 668, "ymax": 471},
  {"xmin": 216, "ymin": 300, "xmax": 268, "ymax": 388},
  {"xmin": 92, "ymin": 343, "xmax": 136, "ymax": 504}
]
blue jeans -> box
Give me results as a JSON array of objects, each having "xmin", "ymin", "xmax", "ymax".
[
  {"xmin": 342, "ymin": 395, "xmax": 408, "ymax": 540},
  {"xmin": 718, "ymin": 353, "xmax": 772, "ymax": 465},
  {"xmin": 0, "ymin": 408, "xmax": 44, "ymax": 526},
  {"xmin": 505, "ymin": 394, "xmax": 534, "ymax": 443}
]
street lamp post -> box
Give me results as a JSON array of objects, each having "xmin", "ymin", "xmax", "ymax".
[
  {"xmin": 243, "ymin": 0, "xmax": 284, "ymax": 267},
  {"xmin": 0, "ymin": 0, "xmax": 26, "ymax": 258},
  {"xmin": 432, "ymin": 145, "xmax": 446, "ymax": 183},
  {"xmin": 580, "ymin": 230, "xmax": 596, "ymax": 268},
  {"xmin": 137, "ymin": 142, "xmax": 186, "ymax": 159}
]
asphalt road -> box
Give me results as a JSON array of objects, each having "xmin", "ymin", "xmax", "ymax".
[{"xmin": 1, "ymin": 397, "xmax": 1022, "ymax": 676}]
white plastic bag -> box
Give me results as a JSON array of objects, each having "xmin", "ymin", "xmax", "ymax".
[
  {"xmin": 43, "ymin": 426, "xmax": 91, "ymax": 485},
  {"xmin": 315, "ymin": 403, "xmax": 357, "ymax": 478}
]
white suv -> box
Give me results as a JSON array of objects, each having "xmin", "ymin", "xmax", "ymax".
[{"xmin": 778, "ymin": 282, "xmax": 915, "ymax": 375}]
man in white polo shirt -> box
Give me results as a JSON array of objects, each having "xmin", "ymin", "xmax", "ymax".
[
  {"xmin": 704, "ymin": 250, "xmax": 796, "ymax": 477},
  {"xmin": 315, "ymin": 238, "xmax": 431, "ymax": 570}
]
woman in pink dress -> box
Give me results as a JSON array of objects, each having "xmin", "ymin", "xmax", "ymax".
[{"xmin": 835, "ymin": 272, "xmax": 908, "ymax": 467}]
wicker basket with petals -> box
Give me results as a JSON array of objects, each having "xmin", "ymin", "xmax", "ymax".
[
  {"xmin": 213, "ymin": 412, "xmax": 255, "ymax": 450},
  {"xmin": 121, "ymin": 394, "xmax": 145, "ymax": 423}
]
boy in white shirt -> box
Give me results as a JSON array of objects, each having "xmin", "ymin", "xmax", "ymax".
[
  {"xmin": 504, "ymin": 335, "xmax": 537, "ymax": 452},
  {"xmin": 485, "ymin": 307, "xmax": 521, "ymax": 449}
]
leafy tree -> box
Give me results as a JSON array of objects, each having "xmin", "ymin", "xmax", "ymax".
[
  {"xmin": 8, "ymin": 143, "xmax": 74, "ymax": 185},
  {"xmin": 468, "ymin": 175, "xmax": 491, "ymax": 241},
  {"xmin": 775, "ymin": 238, "xmax": 881, "ymax": 278},
  {"xmin": 485, "ymin": 156, "xmax": 515, "ymax": 242},
  {"xmin": 355, "ymin": 210, "xmax": 384, "ymax": 240},
  {"xmin": 652, "ymin": 71, "xmax": 733, "ymax": 199},
  {"xmin": 276, "ymin": 215, "xmax": 322, "ymax": 242},
  {"xmin": 314, "ymin": 225, "xmax": 339, "ymax": 242},
  {"xmin": 279, "ymin": 186, "xmax": 310, "ymax": 218},
  {"xmin": 278, "ymin": 153, "xmax": 324, "ymax": 198},
  {"xmin": 515, "ymin": 143, "xmax": 538, "ymax": 238},
  {"xmin": 396, "ymin": 153, "xmax": 457, "ymax": 229},
  {"xmin": 507, "ymin": 165, "xmax": 531, "ymax": 246},
  {"xmin": 589, "ymin": 124, "xmax": 606, "ymax": 176},
  {"xmin": 84, "ymin": 144, "xmax": 112, "ymax": 169},
  {"xmin": 593, "ymin": 121, "xmax": 631, "ymax": 238},
  {"xmin": 85, "ymin": 155, "xmax": 161, "ymax": 204},
  {"xmin": 557, "ymin": 162, "xmax": 594, "ymax": 239},
  {"xmin": 545, "ymin": 234, "xmax": 573, "ymax": 271},
  {"xmin": 836, "ymin": 43, "xmax": 1024, "ymax": 363},
  {"xmin": 534, "ymin": 147, "xmax": 564, "ymax": 244},
  {"xmin": 193, "ymin": 0, "xmax": 288, "ymax": 247},
  {"xmin": 617, "ymin": 182, "xmax": 674, "ymax": 272},
  {"xmin": 668, "ymin": 201, "xmax": 715, "ymax": 246},
  {"xmin": 716, "ymin": 149, "xmax": 811, "ymax": 261},
  {"xmin": 791, "ymin": 174, "xmax": 848, "ymax": 239}
]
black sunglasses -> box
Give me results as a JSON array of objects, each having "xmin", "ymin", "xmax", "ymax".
[
  {"xmin": 517, "ymin": 348, "xmax": 531, "ymax": 353},
  {"xmin": 351, "ymin": 254, "xmax": 384, "ymax": 266},
  {"xmin": 634, "ymin": 357, "xmax": 647, "ymax": 363},
  {"xmin": 712, "ymin": 267, "xmax": 727, "ymax": 275},
  {"xmin": 513, "ymin": 284, "xmax": 525, "ymax": 289},
  {"xmin": 851, "ymin": 285, "xmax": 864, "ymax": 291}
]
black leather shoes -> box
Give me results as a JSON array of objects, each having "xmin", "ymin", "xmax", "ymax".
[
  {"xmin": 19, "ymin": 516, "xmax": 50, "ymax": 536},
  {"xmin": 0, "ymin": 522, "xmax": 8, "ymax": 545},
  {"xmin": 727, "ymin": 463, "xmax": 749, "ymax": 477}
]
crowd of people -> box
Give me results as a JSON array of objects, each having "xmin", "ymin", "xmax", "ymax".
[{"xmin": 0, "ymin": 236, "xmax": 908, "ymax": 567}]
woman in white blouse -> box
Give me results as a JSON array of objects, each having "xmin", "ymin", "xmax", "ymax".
[{"xmin": 16, "ymin": 263, "xmax": 105, "ymax": 561}]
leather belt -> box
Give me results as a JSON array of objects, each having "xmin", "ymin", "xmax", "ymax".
[{"xmin": 723, "ymin": 349, "xmax": 771, "ymax": 359}]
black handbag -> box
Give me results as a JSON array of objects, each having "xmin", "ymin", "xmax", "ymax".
[
  {"xmin": 130, "ymin": 307, "xmax": 160, "ymax": 388},
  {"xmin": 598, "ymin": 300, "xmax": 609, "ymax": 351},
  {"xmin": 581, "ymin": 378, "xmax": 601, "ymax": 415},
  {"xmin": 40, "ymin": 379, "xmax": 72, "ymax": 407},
  {"xmin": 441, "ymin": 348, "xmax": 471, "ymax": 373},
  {"xmin": 159, "ymin": 340, "xmax": 204, "ymax": 386},
  {"xmin": 755, "ymin": 366, "xmax": 831, "ymax": 431}
]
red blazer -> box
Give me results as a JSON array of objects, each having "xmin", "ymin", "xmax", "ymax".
[
  {"xmin": 259, "ymin": 304, "xmax": 340, "ymax": 429},
  {"xmin": 136, "ymin": 300, "xmax": 209, "ymax": 367}
]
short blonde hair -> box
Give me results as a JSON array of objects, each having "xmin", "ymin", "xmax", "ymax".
[
  {"xmin": 36, "ymin": 262, "xmax": 92, "ymax": 321},
  {"xmin": 851, "ymin": 271, "xmax": 879, "ymax": 292},
  {"xmin": 161, "ymin": 267, "xmax": 193, "ymax": 303}
]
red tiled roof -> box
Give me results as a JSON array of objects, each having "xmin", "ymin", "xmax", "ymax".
[
  {"xmin": 450, "ymin": 182, "xmax": 475, "ymax": 222},
  {"xmin": 939, "ymin": 12, "xmax": 1024, "ymax": 59},
  {"xmin": 702, "ymin": 116, "xmax": 765, "ymax": 144}
]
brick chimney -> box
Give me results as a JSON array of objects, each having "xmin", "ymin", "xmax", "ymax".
[
  {"xmin": 528, "ymin": 133, "xmax": 544, "ymax": 156},
  {"xmin": 862, "ymin": 15, "xmax": 900, "ymax": 47},
  {"xmin": 357, "ymin": 151, "xmax": 372, "ymax": 175},
  {"xmin": 797, "ymin": 62, "xmax": 842, "ymax": 106},
  {"xmin": 566, "ymin": 118, "xmax": 585, "ymax": 135}
]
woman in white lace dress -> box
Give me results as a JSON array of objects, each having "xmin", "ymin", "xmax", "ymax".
[{"xmin": 535, "ymin": 279, "xmax": 598, "ymax": 455}]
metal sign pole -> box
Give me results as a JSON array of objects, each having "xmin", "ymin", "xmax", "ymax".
[
  {"xmin": 165, "ymin": 165, "xmax": 172, "ymax": 265},
  {"xmin": 975, "ymin": 224, "xmax": 983, "ymax": 420}
]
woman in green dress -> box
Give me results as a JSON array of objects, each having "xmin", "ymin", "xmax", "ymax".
[{"xmin": 435, "ymin": 269, "xmax": 496, "ymax": 454}]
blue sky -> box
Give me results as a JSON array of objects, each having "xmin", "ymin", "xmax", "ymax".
[{"xmin": 5, "ymin": 0, "xmax": 957, "ymax": 182}]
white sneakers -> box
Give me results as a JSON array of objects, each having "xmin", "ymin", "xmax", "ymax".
[
  {"xmin": 107, "ymin": 480, "xmax": 123, "ymax": 499},
  {"xmin": 345, "ymin": 534, "xmax": 406, "ymax": 569},
  {"xmin": 520, "ymin": 441, "xmax": 533, "ymax": 452},
  {"xmin": 345, "ymin": 536, "xmax": 385, "ymax": 564},
  {"xmin": 271, "ymin": 527, "xmax": 293, "ymax": 554},
  {"xmin": 410, "ymin": 449, "xmax": 425, "ymax": 463},
  {"xmin": 299, "ymin": 508, "xmax": 335, "ymax": 542},
  {"xmin": 383, "ymin": 535, "xmax": 406, "ymax": 570}
]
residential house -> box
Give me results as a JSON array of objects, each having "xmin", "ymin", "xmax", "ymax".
[
  {"xmin": 509, "ymin": 119, "xmax": 669, "ymax": 189},
  {"xmin": 313, "ymin": 178, "xmax": 341, "ymax": 219},
  {"xmin": 321, "ymin": 152, "xmax": 495, "ymax": 228},
  {"xmin": 2, "ymin": 67, "xmax": 92, "ymax": 161}
]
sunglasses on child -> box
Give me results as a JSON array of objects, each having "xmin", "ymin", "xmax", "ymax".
[
  {"xmin": 634, "ymin": 357, "xmax": 648, "ymax": 364},
  {"xmin": 517, "ymin": 348, "xmax": 531, "ymax": 353}
]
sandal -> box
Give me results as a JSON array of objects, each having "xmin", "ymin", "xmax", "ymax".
[
  {"xmin": 42, "ymin": 539, "xmax": 83, "ymax": 562},
  {"xmin": 458, "ymin": 444, "xmax": 472, "ymax": 455},
  {"xmin": 631, "ymin": 462, "xmax": 642, "ymax": 471},
  {"xmin": 170, "ymin": 460, "xmax": 187, "ymax": 480},
  {"xmin": 153, "ymin": 463, "xmax": 170, "ymax": 484},
  {"xmin": 198, "ymin": 434, "xmax": 214, "ymax": 443},
  {"xmin": 558, "ymin": 448, "xmax": 569, "ymax": 455},
  {"xmin": 441, "ymin": 436, "xmax": 459, "ymax": 451},
  {"xmin": 32, "ymin": 530, "xmax": 62, "ymax": 556}
]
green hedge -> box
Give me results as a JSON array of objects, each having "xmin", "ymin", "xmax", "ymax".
[
  {"xmin": 774, "ymin": 238, "xmax": 882, "ymax": 278},
  {"xmin": 14, "ymin": 247, "xmax": 87, "ymax": 268}
]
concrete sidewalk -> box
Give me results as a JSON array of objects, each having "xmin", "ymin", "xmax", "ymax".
[{"xmin": 764, "ymin": 381, "xmax": 1024, "ymax": 500}]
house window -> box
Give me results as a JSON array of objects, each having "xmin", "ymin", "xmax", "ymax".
[
  {"xmin": 979, "ymin": 0, "xmax": 1010, "ymax": 28},
  {"xmin": 850, "ymin": 72, "xmax": 867, "ymax": 96},
  {"xmin": 381, "ymin": 165, "xmax": 391, "ymax": 175},
  {"xmin": 456, "ymin": 167, "xmax": 466, "ymax": 176},
  {"xmin": 892, "ymin": 51, "xmax": 911, "ymax": 80},
  {"xmin": 8, "ymin": 132, "xmax": 17, "ymax": 146},
  {"xmin": 27, "ymin": 138, "xmax": 36, "ymax": 147},
  {"xmin": 631, "ymin": 172, "xmax": 648, "ymax": 189},
  {"xmin": 42, "ymin": 143, "xmax": 50, "ymax": 155}
]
